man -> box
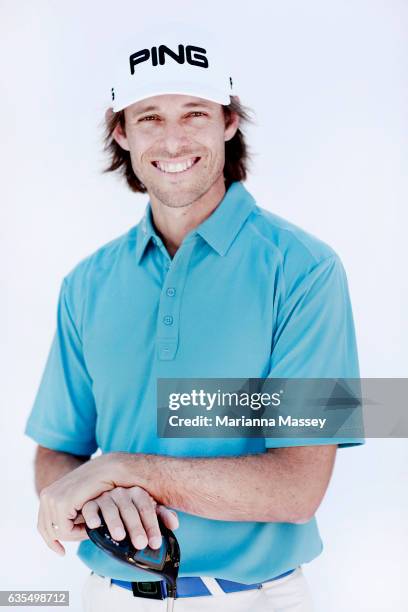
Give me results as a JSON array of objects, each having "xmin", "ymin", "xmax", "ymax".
[{"xmin": 25, "ymin": 24, "xmax": 364, "ymax": 611}]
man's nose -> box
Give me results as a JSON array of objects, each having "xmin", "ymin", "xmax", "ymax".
[{"xmin": 159, "ymin": 122, "xmax": 190, "ymax": 155}]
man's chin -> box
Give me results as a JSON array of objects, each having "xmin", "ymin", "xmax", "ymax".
[{"xmin": 147, "ymin": 181, "xmax": 207, "ymax": 209}]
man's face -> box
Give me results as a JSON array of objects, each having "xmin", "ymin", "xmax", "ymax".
[{"xmin": 112, "ymin": 94, "xmax": 239, "ymax": 208}]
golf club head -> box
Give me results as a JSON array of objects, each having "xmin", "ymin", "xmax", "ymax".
[{"xmin": 85, "ymin": 509, "xmax": 180, "ymax": 591}]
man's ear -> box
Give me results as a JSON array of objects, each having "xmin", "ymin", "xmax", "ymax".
[
  {"xmin": 224, "ymin": 95, "xmax": 240, "ymax": 142},
  {"xmin": 106, "ymin": 107, "xmax": 130, "ymax": 151},
  {"xmin": 224, "ymin": 110, "xmax": 240, "ymax": 143}
]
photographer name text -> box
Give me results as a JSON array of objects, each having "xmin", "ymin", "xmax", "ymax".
[{"xmin": 167, "ymin": 415, "xmax": 327, "ymax": 429}]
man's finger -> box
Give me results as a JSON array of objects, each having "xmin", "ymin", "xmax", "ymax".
[
  {"xmin": 40, "ymin": 488, "xmax": 79, "ymax": 546},
  {"xmin": 115, "ymin": 497, "xmax": 148, "ymax": 550},
  {"xmin": 133, "ymin": 497, "xmax": 162, "ymax": 550},
  {"xmin": 156, "ymin": 504, "xmax": 179, "ymax": 531},
  {"xmin": 38, "ymin": 498, "xmax": 65, "ymax": 556},
  {"xmin": 45, "ymin": 493, "xmax": 66, "ymax": 549},
  {"xmin": 97, "ymin": 494, "xmax": 126, "ymax": 541},
  {"xmin": 67, "ymin": 523, "xmax": 90, "ymax": 540},
  {"xmin": 70, "ymin": 510, "xmax": 97, "ymax": 539},
  {"xmin": 81, "ymin": 500, "xmax": 102, "ymax": 529}
]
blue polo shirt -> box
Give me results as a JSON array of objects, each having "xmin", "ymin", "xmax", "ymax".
[{"xmin": 24, "ymin": 181, "xmax": 365, "ymax": 583}]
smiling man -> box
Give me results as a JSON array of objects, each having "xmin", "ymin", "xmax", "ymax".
[
  {"xmin": 24, "ymin": 24, "xmax": 364, "ymax": 612},
  {"xmin": 108, "ymin": 93, "xmax": 240, "ymax": 257}
]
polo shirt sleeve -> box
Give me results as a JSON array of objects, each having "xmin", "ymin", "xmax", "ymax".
[
  {"xmin": 265, "ymin": 254, "xmax": 365, "ymax": 449},
  {"xmin": 24, "ymin": 278, "xmax": 98, "ymax": 456}
]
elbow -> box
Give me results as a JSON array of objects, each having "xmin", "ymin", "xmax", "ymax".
[
  {"xmin": 265, "ymin": 506, "xmax": 315, "ymax": 524},
  {"xmin": 289, "ymin": 510, "xmax": 314, "ymax": 524},
  {"xmin": 291, "ymin": 502, "xmax": 321, "ymax": 524},
  {"xmin": 287, "ymin": 501, "xmax": 319, "ymax": 525},
  {"xmin": 291, "ymin": 515, "xmax": 313, "ymax": 524}
]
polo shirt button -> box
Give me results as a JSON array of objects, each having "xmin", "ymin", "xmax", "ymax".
[
  {"xmin": 166, "ymin": 287, "xmax": 176, "ymax": 297},
  {"xmin": 163, "ymin": 315, "xmax": 173, "ymax": 325}
]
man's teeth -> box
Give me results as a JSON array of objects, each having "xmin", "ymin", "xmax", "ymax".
[{"xmin": 154, "ymin": 157, "xmax": 198, "ymax": 173}]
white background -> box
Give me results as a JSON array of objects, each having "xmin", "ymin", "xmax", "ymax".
[{"xmin": 1, "ymin": 1, "xmax": 407, "ymax": 610}]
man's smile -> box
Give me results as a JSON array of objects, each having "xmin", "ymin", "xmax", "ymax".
[{"xmin": 151, "ymin": 156, "xmax": 201, "ymax": 174}]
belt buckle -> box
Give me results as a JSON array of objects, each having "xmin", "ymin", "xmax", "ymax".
[{"xmin": 131, "ymin": 581, "xmax": 166, "ymax": 600}]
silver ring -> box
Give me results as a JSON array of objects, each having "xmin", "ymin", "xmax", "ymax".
[{"xmin": 51, "ymin": 522, "xmax": 59, "ymax": 530}]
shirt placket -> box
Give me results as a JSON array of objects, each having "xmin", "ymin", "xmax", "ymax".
[{"xmin": 154, "ymin": 236, "xmax": 196, "ymax": 361}]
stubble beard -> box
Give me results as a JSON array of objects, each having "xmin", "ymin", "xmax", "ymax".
[
  {"xmin": 147, "ymin": 174, "xmax": 211, "ymax": 208},
  {"xmin": 138, "ymin": 157, "xmax": 225, "ymax": 209}
]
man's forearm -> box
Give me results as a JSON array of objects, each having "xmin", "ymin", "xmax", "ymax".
[
  {"xmin": 115, "ymin": 449, "xmax": 328, "ymax": 524},
  {"xmin": 34, "ymin": 447, "xmax": 90, "ymax": 497}
]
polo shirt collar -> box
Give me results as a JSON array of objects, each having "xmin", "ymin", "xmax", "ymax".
[
  {"xmin": 194, "ymin": 181, "xmax": 256, "ymax": 256},
  {"xmin": 135, "ymin": 202, "xmax": 158, "ymax": 264},
  {"xmin": 135, "ymin": 181, "xmax": 256, "ymax": 264}
]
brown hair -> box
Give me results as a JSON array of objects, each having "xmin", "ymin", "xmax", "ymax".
[{"xmin": 102, "ymin": 96, "xmax": 254, "ymax": 193}]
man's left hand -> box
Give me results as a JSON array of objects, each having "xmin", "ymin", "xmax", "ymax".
[{"xmin": 37, "ymin": 452, "xmax": 128, "ymax": 556}]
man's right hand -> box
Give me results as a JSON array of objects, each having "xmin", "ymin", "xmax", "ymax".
[{"xmin": 79, "ymin": 485, "xmax": 179, "ymax": 550}]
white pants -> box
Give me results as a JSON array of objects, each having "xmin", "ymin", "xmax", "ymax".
[{"xmin": 81, "ymin": 568, "xmax": 314, "ymax": 611}]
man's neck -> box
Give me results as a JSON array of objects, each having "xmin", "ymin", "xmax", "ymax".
[{"xmin": 148, "ymin": 175, "xmax": 226, "ymax": 258}]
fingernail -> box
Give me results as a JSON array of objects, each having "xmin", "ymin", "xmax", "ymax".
[
  {"xmin": 89, "ymin": 519, "xmax": 100, "ymax": 528},
  {"xmin": 135, "ymin": 535, "xmax": 148, "ymax": 549},
  {"xmin": 150, "ymin": 536, "xmax": 162, "ymax": 549},
  {"xmin": 113, "ymin": 528, "xmax": 125, "ymax": 540}
]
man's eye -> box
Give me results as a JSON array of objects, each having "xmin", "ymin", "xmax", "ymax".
[{"xmin": 138, "ymin": 112, "xmax": 206, "ymax": 122}]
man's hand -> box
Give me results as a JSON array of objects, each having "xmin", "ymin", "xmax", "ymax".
[
  {"xmin": 36, "ymin": 452, "xmax": 135, "ymax": 556},
  {"xmin": 81, "ymin": 486, "xmax": 179, "ymax": 550},
  {"xmin": 37, "ymin": 484, "xmax": 179, "ymax": 556}
]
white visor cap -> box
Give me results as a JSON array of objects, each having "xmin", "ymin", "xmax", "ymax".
[{"xmin": 109, "ymin": 23, "xmax": 236, "ymax": 112}]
